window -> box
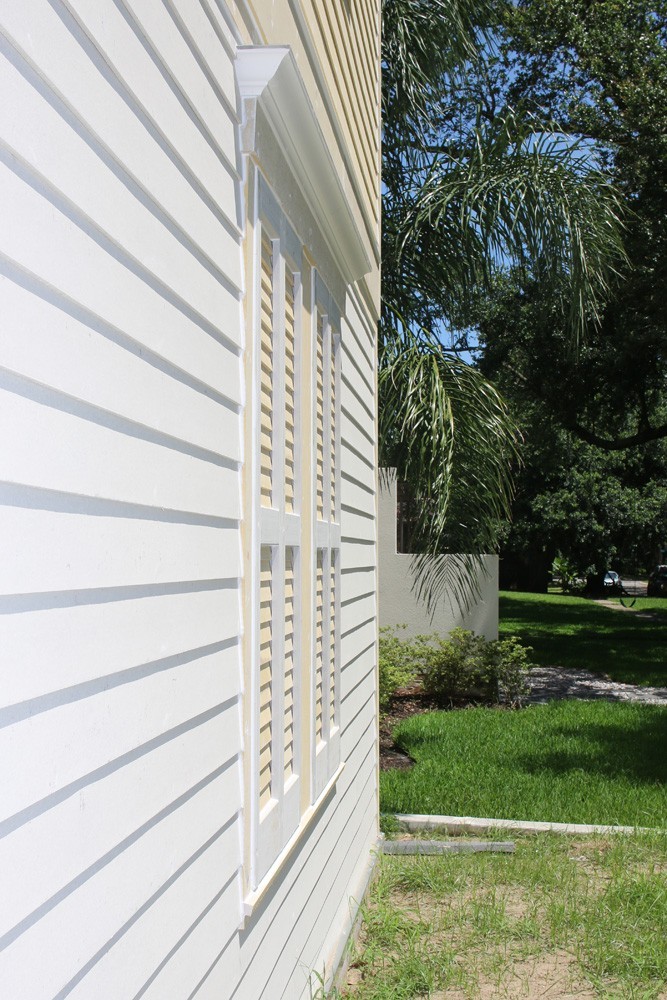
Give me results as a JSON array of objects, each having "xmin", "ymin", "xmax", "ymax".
[{"xmin": 247, "ymin": 173, "xmax": 341, "ymax": 890}]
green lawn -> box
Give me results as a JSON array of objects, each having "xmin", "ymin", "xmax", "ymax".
[
  {"xmin": 341, "ymin": 832, "xmax": 667, "ymax": 999},
  {"xmin": 380, "ymin": 701, "xmax": 667, "ymax": 827},
  {"xmin": 500, "ymin": 590, "xmax": 667, "ymax": 686}
]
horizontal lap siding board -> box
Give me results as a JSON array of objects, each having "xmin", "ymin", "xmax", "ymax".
[{"xmin": 0, "ymin": 3, "xmax": 244, "ymax": 999}]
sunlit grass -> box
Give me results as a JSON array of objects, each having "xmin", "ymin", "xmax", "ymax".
[
  {"xmin": 380, "ymin": 701, "xmax": 667, "ymax": 827},
  {"xmin": 341, "ymin": 832, "xmax": 667, "ymax": 999},
  {"xmin": 500, "ymin": 590, "xmax": 667, "ymax": 686}
]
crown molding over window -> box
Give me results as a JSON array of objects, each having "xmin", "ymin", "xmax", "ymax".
[{"xmin": 236, "ymin": 45, "xmax": 371, "ymax": 284}]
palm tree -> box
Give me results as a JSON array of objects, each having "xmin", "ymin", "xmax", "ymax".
[{"xmin": 380, "ymin": 0, "xmax": 625, "ymax": 604}]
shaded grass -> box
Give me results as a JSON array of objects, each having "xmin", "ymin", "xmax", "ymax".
[
  {"xmin": 341, "ymin": 831, "xmax": 667, "ymax": 999},
  {"xmin": 500, "ymin": 590, "xmax": 667, "ymax": 686},
  {"xmin": 380, "ymin": 701, "xmax": 667, "ymax": 826}
]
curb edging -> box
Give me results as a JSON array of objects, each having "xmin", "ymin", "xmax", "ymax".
[{"xmin": 393, "ymin": 813, "xmax": 655, "ymax": 836}]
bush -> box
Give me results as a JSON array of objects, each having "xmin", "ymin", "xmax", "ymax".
[
  {"xmin": 378, "ymin": 626, "xmax": 419, "ymax": 711},
  {"xmin": 417, "ymin": 628, "xmax": 532, "ymax": 707},
  {"xmin": 379, "ymin": 626, "xmax": 532, "ymax": 711}
]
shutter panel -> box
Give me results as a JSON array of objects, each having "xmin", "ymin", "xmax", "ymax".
[
  {"xmin": 284, "ymin": 268, "xmax": 297, "ymax": 514},
  {"xmin": 329, "ymin": 551, "xmax": 337, "ymax": 727},
  {"xmin": 284, "ymin": 547, "xmax": 295, "ymax": 781},
  {"xmin": 315, "ymin": 313, "xmax": 325, "ymax": 521},
  {"xmin": 259, "ymin": 545, "xmax": 273, "ymax": 810},
  {"xmin": 315, "ymin": 548, "xmax": 324, "ymax": 742},
  {"xmin": 330, "ymin": 335, "xmax": 336, "ymax": 521},
  {"xmin": 260, "ymin": 231, "xmax": 274, "ymax": 509}
]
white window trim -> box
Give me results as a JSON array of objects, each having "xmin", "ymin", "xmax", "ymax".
[{"xmin": 250, "ymin": 173, "xmax": 304, "ymax": 887}]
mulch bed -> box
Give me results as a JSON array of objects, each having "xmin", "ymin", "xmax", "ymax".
[{"xmin": 379, "ymin": 683, "xmax": 440, "ymax": 771}]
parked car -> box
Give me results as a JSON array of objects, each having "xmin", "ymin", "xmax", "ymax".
[
  {"xmin": 603, "ymin": 571, "xmax": 620, "ymax": 588},
  {"xmin": 647, "ymin": 566, "xmax": 667, "ymax": 597}
]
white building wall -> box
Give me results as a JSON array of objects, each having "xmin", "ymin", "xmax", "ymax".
[
  {"xmin": 0, "ymin": 2, "xmax": 245, "ymax": 997},
  {"xmin": 0, "ymin": 3, "xmax": 379, "ymax": 999},
  {"xmin": 379, "ymin": 471, "xmax": 499, "ymax": 640}
]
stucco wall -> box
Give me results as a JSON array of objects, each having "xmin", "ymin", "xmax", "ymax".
[{"xmin": 379, "ymin": 471, "xmax": 499, "ymax": 640}]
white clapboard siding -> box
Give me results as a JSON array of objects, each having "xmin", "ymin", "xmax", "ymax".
[
  {"xmin": 341, "ymin": 508, "xmax": 376, "ymax": 544},
  {"xmin": 0, "ymin": 588, "xmax": 239, "ymax": 707},
  {"xmin": 0, "ymin": 787, "xmax": 240, "ymax": 1000},
  {"xmin": 0, "ymin": 276, "xmax": 242, "ymax": 444},
  {"xmin": 136, "ymin": 891, "xmax": 242, "ymax": 1000},
  {"xmin": 341, "ymin": 407, "xmax": 376, "ymax": 465},
  {"xmin": 0, "ymin": 53, "xmax": 240, "ymax": 330},
  {"xmin": 0, "ymin": 162, "xmax": 242, "ymax": 394},
  {"xmin": 0, "ymin": 389, "xmax": 239, "ymax": 516},
  {"xmin": 63, "ymin": 830, "xmax": 242, "ymax": 1000},
  {"xmin": 62, "ymin": 0, "xmax": 237, "ymax": 211},
  {"xmin": 340, "ymin": 593, "xmax": 376, "ymax": 636},
  {"xmin": 169, "ymin": 0, "xmax": 237, "ymax": 99},
  {"xmin": 0, "ymin": 713, "xmax": 239, "ymax": 939},
  {"xmin": 0, "ymin": 508, "xmax": 238, "ymax": 595},
  {"xmin": 0, "ymin": 4, "xmax": 241, "ymax": 281},
  {"xmin": 114, "ymin": 0, "xmax": 238, "ymax": 160},
  {"xmin": 0, "ymin": 645, "xmax": 240, "ymax": 824},
  {"xmin": 339, "ymin": 442, "xmax": 375, "ymax": 494},
  {"xmin": 341, "ymin": 566, "xmax": 376, "ymax": 604}
]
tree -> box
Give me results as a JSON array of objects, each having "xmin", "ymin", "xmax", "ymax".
[
  {"xmin": 379, "ymin": 0, "xmax": 625, "ymax": 585},
  {"xmin": 493, "ymin": 0, "xmax": 667, "ymax": 450}
]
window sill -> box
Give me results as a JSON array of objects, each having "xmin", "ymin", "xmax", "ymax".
[{"xmin": 242, "ymin": 761, "xmax": 345, "ymax": 924}]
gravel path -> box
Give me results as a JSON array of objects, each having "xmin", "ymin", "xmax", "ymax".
[{"xmin": 526, "ymin": 666, "xmax": 667, "ymax": 706}]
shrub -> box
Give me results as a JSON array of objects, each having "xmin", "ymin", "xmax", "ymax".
[
  {"xmin": 378, "ymin": 626, "xmax": 420, "ymax": 711},
  {"xmin": 418, "ymin": 628, "xmax": 531, "ymax": 707}
]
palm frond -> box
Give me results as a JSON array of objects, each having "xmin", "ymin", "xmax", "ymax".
[{"xmin": 379, "ymin": 322, "xmax": 521, "ymax": 562}]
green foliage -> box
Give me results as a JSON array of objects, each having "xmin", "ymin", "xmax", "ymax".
[
  {"xmin": 378, "ymin": 626, "xmax": 419, "ymax": 712},
  {"xmin": 484, "ymin": 0, "xmax": 667, "ymax": 451},
  {"xmin": 417, "ymin": 627, "xmax": 532, "ymax": 707},
  {"xmin": 379, "ymin": 626, "xmax": 532, "ymax": 708},
  {"xmin": 378, "ymin": 0, "xmax": 626, "ymax": 577},
  {"xmin": 474, "ymin": 287, "xmax": 667, "ymax": 582}
]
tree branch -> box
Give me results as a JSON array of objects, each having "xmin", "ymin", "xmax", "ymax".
[{"xmin": 572, "ymin": 422, "xmax": 667, "ymax": 450}]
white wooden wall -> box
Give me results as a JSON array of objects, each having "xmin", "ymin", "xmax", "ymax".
[
  {"xmin": 0, "ymin": 3, "xmax": 379, "ymax": 998},
  {"xmin": 0, "ymin": 2, "xmax": 245, "ymax": 996}
]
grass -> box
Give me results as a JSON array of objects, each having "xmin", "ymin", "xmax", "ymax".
[
  {"xmin": 340, "ymin": 831, "xmax": 667, "ymax": 999},
  {"xmin": 380, "ymin": 700, "xmax": 667, "ymax": 827},
  {"xmin": 499, "ymin": 590, "xmax": 667, "ymax": 687}
]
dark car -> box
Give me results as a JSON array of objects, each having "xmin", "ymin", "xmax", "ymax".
[{"xmin": 647, "ymin": 566, "xmax": 667, "ymax": 597}]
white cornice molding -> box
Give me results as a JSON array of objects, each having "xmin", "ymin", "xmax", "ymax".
[{"xmin": 236, "ymin": 45, "xmax": 371, "ymax": 283}]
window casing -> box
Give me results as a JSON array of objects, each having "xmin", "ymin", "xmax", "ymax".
[{"xmin": 248, "ymin": 173, "xmax": 341, "ymax": 889}]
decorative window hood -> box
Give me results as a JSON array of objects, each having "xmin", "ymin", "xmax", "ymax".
[{"xmin": 236, "ymin": 45, "xmax": 371, "ymax": 284}]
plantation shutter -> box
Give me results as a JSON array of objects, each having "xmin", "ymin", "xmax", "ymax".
[
  {"xmin": 254, "ymin": 176, "xmax": 303, "ymax": 885},
  {"xmin": 312, "ymin": 276, "xmax": 341, "ymax": 797},
  {"xmin": 259, "ymin": 546, "xmax": 273, "ymax": 810},
  {"xmin": 260, "ymin": 232, "xmax": 274, "ymax": 509}
]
